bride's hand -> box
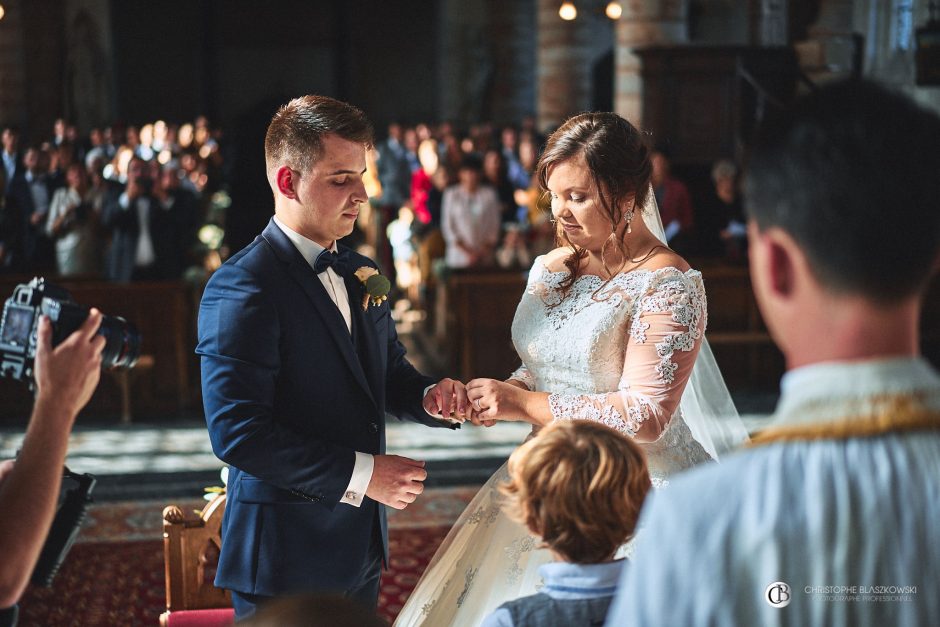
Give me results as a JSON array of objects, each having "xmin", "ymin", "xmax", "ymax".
[{"xmin": 466, "ymin": 378, "xmax": 529, "ymax": 424}]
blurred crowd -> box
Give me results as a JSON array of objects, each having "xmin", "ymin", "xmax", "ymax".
[
  {"xmin": 0, "ymin": 117, "xmax": 225, "ymax": 282},
  {"xmin": 0, "ymin": 114, "xmax": 747, "ymax": 308},
  {"xmin": 363, "ymin": 120, "xmax": 750, "ymax": 310}
]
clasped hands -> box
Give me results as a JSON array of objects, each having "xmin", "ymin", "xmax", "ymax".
[
  {"xmin": 369, "ymin": 378, "xmax": 533, "ymax": 510},
  {"xmin": 422, "ymin": 377, "xmax": 532, "ymax": 427}
]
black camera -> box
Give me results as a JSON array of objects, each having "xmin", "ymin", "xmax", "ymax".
[{"xmin": 0, "ymin": 278, "xmax": 140, "ymax": 384}]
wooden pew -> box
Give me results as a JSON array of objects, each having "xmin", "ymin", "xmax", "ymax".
[
  {"xmin": 0, "ymin": 276, "xmax": 198, "ymax": 422},
  {"xmin": 438, "ymin": 264, "xmax": 788, "ymax": 390},
  {"xmin": 697, "ymin": 264, "xmax": 785, "ymax": 389},
  {"xmin": 437, "ymin": 269, "xmax": 528, "ymax": 382}
]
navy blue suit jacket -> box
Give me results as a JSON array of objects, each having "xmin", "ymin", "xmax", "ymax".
[{"xmin": 197, "ymin": 218, "xmax": 455, "ymax": 597}]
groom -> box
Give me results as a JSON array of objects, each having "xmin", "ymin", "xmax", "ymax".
[{"xmin": 197, "ymin": 95, "xmax": 468, "ymax": 619}]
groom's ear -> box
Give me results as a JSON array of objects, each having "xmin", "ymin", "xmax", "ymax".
[{"xmin": 275, "ymin": 166, "xmax": 298, "ymax": 200}]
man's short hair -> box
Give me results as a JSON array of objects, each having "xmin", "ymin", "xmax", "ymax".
[
  {"xmin": 264, "ymin": 95, "xmax": 374, "ymax": 177},
  {"xmin": 744, "ymin": 79, "xmax": 940, "ymax": 302},
  {"xmin": 499, "ymin": 421, "xmax": 651, "ymax": 564}
]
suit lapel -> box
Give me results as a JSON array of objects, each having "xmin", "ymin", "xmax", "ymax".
[
  {"xmin": 261, "ymin": 221, "xmax": 376, "ymax": 408},
  {"xmin": 345, "ymin": 271, "xmax": 384, "ymax": 407}
]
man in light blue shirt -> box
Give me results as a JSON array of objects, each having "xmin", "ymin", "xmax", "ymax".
[{"xmin": 607, "ymin": 79, "xmax": 940, "ymax": 627}]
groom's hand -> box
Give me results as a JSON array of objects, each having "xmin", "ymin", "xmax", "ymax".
[
  {"xmin": 366, "ymin": 455, "xmax": 427, "ymax": 510},
  {"xmin": 423, "ymin": 378, "xmax": 470, "ymax": 422}
]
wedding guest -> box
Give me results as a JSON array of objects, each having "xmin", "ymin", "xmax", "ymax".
[
  {"xmin": 0, "ymin": 311, "xmax": 105, "ymax": 624},
  {"xmin": 696, "ymin": 159, "xmax": 746, "ymax": 260},
  {"xmin": 481, "ymin": 420, "xmax": 651, "ymax": 627},
  {"xmin": 387, "ymin": 205, "xmax": 419, "ymax": 293},
  {"xmin": 650, "ymin": 147, "xmax": 694, "ymax": 253},
  {"xmin": 6, "ymin": 146, "xmax": 55, "ymax": 271},
  {"xmin": 45, "ymin": 162, "xmax": 101, "ymax": 276},
  {"xmin": 410, "ymin": 139, "xmax": 438, "ymax": 226},
  {"xmin": 495, "ymin": 223, "xmax": 532, "ymax": 270},
  {"xmin": 483, "ymin": 148, "xmax": 519, "ymax": 224},
  {"xmin": 1, "ymin": 128, "xmax": 20, "ymax": 185},
  {"xmin": 606, "ymin": 78, "xmax": 940, "ymax": 627},
  {"xmin": 500, "ymin": 125, "xmax": 528, "ymax": 191},
  {"xmin": 441, "ymin": 154, "xmax": 501, "ymax": 269},
  {"xmin": 376, "ymin": 122, "xmax": 411, "ymax": 211}
]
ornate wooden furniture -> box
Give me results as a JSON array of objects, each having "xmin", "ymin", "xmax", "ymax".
[{"xmin": 160, "ymin": 493, "xmax": 234, "ymax": 627}]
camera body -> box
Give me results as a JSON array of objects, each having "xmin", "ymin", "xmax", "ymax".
[{"xmin": 0, "ymin": 278, "xmax": 140, "ymax": 384}]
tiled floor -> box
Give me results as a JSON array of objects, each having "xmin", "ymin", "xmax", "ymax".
[
  {"xmin": 0, "ymin": 419, "xmax": 534, "ymax": 476},
  {"xmin": 0, "ymin": 413, "xmax": 772, "ymax": 478}
]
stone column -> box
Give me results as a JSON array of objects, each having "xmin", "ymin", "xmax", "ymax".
[
  {"xmin": 536, "ymin": 0, "xmax": 594, "ymax": 132},
  {"xmin": 487, "ymin": 0, "xmax": 537, "ymax": 124},
  {"xmin": 614, "ymin": 0, "xmax": 689, "ymax": 125}
]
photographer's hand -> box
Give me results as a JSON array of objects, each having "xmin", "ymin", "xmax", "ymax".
[
  {"xmin": 0, "ymin": 310, "xmax": 105, "ymax": 607},
  {"xmin": 33, "ymin": 309, "xmax": 106, "ymax": 421}
]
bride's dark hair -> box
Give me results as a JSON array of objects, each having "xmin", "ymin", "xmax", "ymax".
[{"xmin": 535, "ymin": 112, "xmax": 652, "ymax": 292}]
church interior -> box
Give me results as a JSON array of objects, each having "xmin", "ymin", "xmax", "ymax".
[{"xmin": 0, "ymin": 0, "xmax": 938, "ymax": 625}]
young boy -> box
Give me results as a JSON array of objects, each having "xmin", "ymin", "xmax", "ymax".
[{"xmin": 481, "ymin": 420, "xmax": 651, "ymax": 627}]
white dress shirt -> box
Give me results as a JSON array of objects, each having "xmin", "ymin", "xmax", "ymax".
[
  {"xmin": 441, "ymin": 184, "xmax": 502, "ymax": 268},
  {"xmin": 606, "ymin": 357, "xmax": 940, "ymax": 627},
  {"xmin": 118, "ymin": 192, "xmax": 156, "ymax": 268},
  {"xmin": 272, "ymin": 216, "xmax": 371, "ymax": 507},
  {"xmin": 2, "ymin": 151, "xmax": 16, "ymax": 183}
]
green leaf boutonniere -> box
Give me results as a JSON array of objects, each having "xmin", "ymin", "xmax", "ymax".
[{"xmin": 354, "ymin": 266, "xmax": 391, "ymax": 310}]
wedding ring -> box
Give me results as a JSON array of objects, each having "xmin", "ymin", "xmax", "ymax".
[{"xmin": 472, "ymin": 399, "xmax": 482, "ymax": 411}]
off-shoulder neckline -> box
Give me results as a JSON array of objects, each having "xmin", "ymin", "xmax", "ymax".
[{"xmin": 534, "ymin": 255, "xmax": 701, "ymax": 282}]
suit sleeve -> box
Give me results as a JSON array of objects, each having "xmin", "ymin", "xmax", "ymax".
[{"xmin": 197, "ymin": 262, "xmax": 357, "ymax": 508}]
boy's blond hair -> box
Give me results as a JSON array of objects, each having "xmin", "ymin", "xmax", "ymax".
[{"xmin": 500, "ymin": 421, "xmax": 651, "ymax": 563}]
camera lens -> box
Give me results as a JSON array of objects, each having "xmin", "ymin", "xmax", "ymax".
[{"xmin": 97, "ymin": 315, "xmax": 141, "ymax": 369}]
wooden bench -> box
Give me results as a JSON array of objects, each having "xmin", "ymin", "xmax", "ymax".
[
  {"xmin": 437, "ymin": 264, "xmax": 786, "ymax": 389},
  {"xmin": 161, "ymin": 493, "xmax": 233, "ymax": 626},
  {"xmin": 0, "ymin": 276, "xmax": 198, "ymax": 422}
]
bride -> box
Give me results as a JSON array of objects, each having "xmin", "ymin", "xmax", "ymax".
[{"xmin": 395, "ymin": 112, "xmax": 749, "ymax": 626}]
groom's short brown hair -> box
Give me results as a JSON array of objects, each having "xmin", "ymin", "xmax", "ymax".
[
  {"xmin": 500, "ymin": 421, "xmax": 651, "ymax": 564},
  {"xmin": 264, "ymin": 95, "xmax": 374, "ymax": 178}
]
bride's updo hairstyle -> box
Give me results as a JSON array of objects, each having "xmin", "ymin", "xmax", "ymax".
[{"xmin": 535, "ymin": 112, "xmax": 652, "ymax": 289}]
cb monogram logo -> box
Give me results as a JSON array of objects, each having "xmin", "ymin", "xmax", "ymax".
[{"xmin": 765, "ymin": 581, "xmax": 792, "ymax": 608}]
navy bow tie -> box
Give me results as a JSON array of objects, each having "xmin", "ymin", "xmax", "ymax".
[{"xmin": 314, "ymin": 249, "xmax": 349, "ymax": 275}]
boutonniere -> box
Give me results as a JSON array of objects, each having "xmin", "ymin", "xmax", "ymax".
[{"xmin": 354, "ymin": 267, "xmax": 391, "ymax": 310}]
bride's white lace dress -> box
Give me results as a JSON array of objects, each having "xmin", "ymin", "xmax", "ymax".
[{"xmin": 395, "ymin": 256, "xmax": 715, "ymax": 626}]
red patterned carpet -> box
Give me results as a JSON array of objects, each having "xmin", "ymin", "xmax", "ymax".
[{"xmin": 16, "ymin": 488, "xmax": 477, "ymax": 626}]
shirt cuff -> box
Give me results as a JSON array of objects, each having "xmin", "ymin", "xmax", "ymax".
[
  {"xmin": 340, "ymin": 451, "xmax": 374, "ymax": 507},
  {"xmin": 423, "ymin": 384, "xmax": 437, "ymax": 417}
]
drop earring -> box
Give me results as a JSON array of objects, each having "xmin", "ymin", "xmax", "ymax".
[{"xmin": 623, "ymin": 206, "xmax": 635, "ymax": 234}]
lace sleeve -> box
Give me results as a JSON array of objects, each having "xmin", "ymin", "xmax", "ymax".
[
  {"xmin": 548, "ymin": 274, "xmax": 706, "ymax": 441},
  {"xmin": 508, "ymin": 364, "xmax": 535, "ymax": 390}
]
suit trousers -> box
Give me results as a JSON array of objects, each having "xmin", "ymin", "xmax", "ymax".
[{"xmin": 230, "ymin": 516, "xmax": 385, "ymax": 620}]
